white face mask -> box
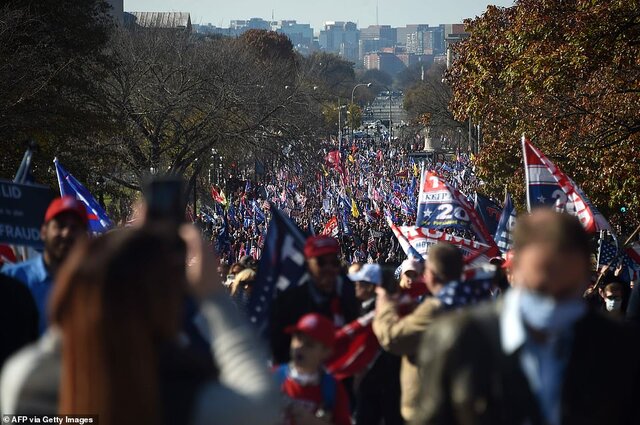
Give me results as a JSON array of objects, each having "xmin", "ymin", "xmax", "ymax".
[
  {"xmin": 605, "ymin": 298, "xmax": 622, "ymax": 312},
  {"xmin": 518, "ymin": 289, "xmax": 586, "ymax": 333}
]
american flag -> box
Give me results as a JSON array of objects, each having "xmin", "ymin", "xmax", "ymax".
[
  {"xmin": 367, "ymin": 233, "xmax": 377, "ymax": 254},
  {"xmin": 598, "ymin": 240, "xmax": 621, "ymax": 268},
  {"xmin": 598, "ymin": 239, "xmax": 640, "ymax": 283},
  {"xmin": 247, "ymin": 205, "xmax": 308, "ymax": 337},
  {"xmin": 436, "ymin": 278, "xmax": 493, "ymax": 311}
]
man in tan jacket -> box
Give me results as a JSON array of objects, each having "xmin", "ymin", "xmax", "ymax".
[{"xmin": 373, "ymin": 244, "xmax": 464, "ymax": 422}]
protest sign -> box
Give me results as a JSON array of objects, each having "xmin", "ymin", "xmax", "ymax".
[{"xmin": 0, "ymin": 180, "xmax": 54, "ymax": 249}]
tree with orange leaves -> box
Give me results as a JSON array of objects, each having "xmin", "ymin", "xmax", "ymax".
[{"xmin": 448, "ymin": 0, "xmax": 640, "ymax": 234}]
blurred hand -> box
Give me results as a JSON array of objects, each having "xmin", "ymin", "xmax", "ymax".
[{"xmin": 179, "ymin": 224, "xmax": 224, "ymax": 300}]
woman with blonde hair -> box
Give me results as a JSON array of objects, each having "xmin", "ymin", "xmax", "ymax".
[{"xmin": 230, "ymin": 268, "xmax": 256, "ymax": 313}]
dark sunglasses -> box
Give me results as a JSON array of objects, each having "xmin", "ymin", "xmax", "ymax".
[{"xmin": 316, "ymin": 257, "xmax": 340, "ymax": 268}]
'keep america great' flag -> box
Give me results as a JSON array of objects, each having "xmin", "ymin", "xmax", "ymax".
[{"xmin": 522, "ymin": 136, "xmax": 611, "ymax": 234}]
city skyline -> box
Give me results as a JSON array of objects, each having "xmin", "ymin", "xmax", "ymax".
[{"xmin": 124, "ymin": 0, "xmax": 515, "ymax": 32}]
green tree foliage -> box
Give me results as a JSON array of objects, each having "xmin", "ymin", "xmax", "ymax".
[
  {"xmin": 395, "ymin": 61, "xmax": 430, "ymax": 91},
  {"xmin": 448, "ymin": 0, "xmax": 640, "ymax": 231},
  {"xmin": 346, "ymin": 103, "xmax": 362, "ymax": 130}
]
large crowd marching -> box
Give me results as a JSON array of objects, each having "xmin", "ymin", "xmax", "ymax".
[{"xmin": 1, "ymin": 133, "xmax": 639, "ymax": 425}]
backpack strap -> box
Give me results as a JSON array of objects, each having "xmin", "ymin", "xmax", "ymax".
[{"xmin": 319, "ymin": 370, "xmax": 337, "ymax": 412}]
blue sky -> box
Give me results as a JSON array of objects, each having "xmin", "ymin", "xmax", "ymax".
[{"xmin": 125, "ymin": 0, "xmax": 515, "ymax": 30}]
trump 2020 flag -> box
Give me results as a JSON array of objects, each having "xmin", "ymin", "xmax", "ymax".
[
  {"xmin": 54, "ymin": 158, "xmax": 112, "ymax": 233},
  {"xmin": 416, "ymin": 169, "xmax": 470, "ymax": 230},
  {"xmin": 416, "ymin": 169, "xmax": 497, "ymax": 248},
  {"xmin": 495, "ymin": 192, "xmax": 516, "ymax": 253},
  {"xmin": 522, "ymin": 136, "xmax": 611, "ymax": 233},
  {"xmin": 247, "ymin": 205, "xmax": 308, "ymax": 336}
]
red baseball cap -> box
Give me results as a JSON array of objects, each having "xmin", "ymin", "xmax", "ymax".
[
  {"xmin": 44, "ymin": 196, "xmax": 88, "ymax": 226},
  {"xmin": 304, "ymin": 235, "xmax": 339, "ymax": 259},
  {"xmin": 285, "ymin": 313, "xmax": 335, "ymax": 348}
]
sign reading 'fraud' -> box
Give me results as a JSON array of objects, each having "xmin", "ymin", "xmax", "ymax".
[{"xmin": 0, "ymin": 180, "xmax": 54, "ymax": 249}]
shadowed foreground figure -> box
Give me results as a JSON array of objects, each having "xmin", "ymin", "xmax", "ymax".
[
  {"xmin": 411, "ymin": 210, "xmax": 640, "ymax": 425},
  {"xmin": 1, "ymin": 226, "xmax": 280, "ymax": 425}
]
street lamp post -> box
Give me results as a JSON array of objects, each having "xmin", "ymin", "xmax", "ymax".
[
  {"xmin": 351, "ymin": 82, "xmax": 372, "ymax": 105},
  {"xmin": 337, "ymin": 101, "xmax": 347, "ymax": 152}
]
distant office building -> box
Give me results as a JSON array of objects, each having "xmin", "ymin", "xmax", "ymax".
[
  {"xmin": 193, "ymin": 24, "xmax": 242, "ymax": 37},
  {"xmin": 277, "ymin": 21, "xmax": 314, "ymax": 47},
  {"xmin": 396, "ymin": 53, "xmax": 433, "ymax": 68},
  {"xmin": 396, "ymin": 24, "xmax": 428, "ymax": 46},
  {"xmin": 360, "ymin": 25, "xmax": 396, "ymax": 44},
  {"xmin": 319, "ymin": 21, "xmax": 359, "ymax": 62},
  {"xmin": 230, "ymin": 18, "xmax": 271, "ymax": 32},
  {"xmin": 358, "ymin": 25, "xmax": 397, "ymax": 62},
  {"xmin": 406, "ymin": 25, "xmax": 445, "ymax": 55},
  {"xmin": 363, "ymin": 51, "xmax": 406, "ymax": 76},
  {"xmin": 124, "ymin": 12, "xmax": 192, "ymax": 33}
]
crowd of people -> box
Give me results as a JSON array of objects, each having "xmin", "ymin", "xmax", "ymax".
[
  {"xmin": 1, "ymin": 135, "xmax": 640, "ymax": 425},
  {"xmin": 198, "ymin": 136, "xmax": 482, "ymax": 267}
]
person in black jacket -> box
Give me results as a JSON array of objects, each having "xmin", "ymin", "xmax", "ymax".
[
  {"xmin": 412, "ymin": 211, "xmax": 640, "ymax": 425},
  {"xmin": 270, "ymin": 235, "xmax": 359, "ymax": 364},
  {"xmin": 0, "ymin": 273, "xmax": 39, "ymax": 367},
  {"xmin": 348, "ymin": 263, "xmax": 403, "ymax": 425}
]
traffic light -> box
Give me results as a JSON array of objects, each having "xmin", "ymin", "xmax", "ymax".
[{"xmin": 620, "ymin": 206, "xmax": 628, "ymax": 213}]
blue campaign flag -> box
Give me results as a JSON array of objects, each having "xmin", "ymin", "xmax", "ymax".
[
  {"xmin": 228, "ymin": 203, "xmax": 239, "ymax": 227},
  {"xmin": 54, "ymin": 159, "xmax": 112, "ymax": 233},
  {"xmin": 247, "ymin": 205, "xmax": 308, "ymax": 337},
  {"xmin": 474, "ymin": 193, "xmax": 502, "ymax": 236},
  {"xmin": 252, "ymin": 200, "xmax": 266, "ymax": 223},
  {"xmin": 215, "ymin": 211, "xmax": 230, "ymax": 254},
  {"xmin": 494, "ymin": 193, "xmax": 516, "ymax": 253},
  {"xmin": 384, "ymin": 208, "xmax": 397, "ymax": 225},
  {"xmin": 341, "ymin": 209, "xmax": 352, "ymax": 235},
  {"xmin": 243, "ymin": 215, "xmax": 253, "ymax": 228},
  {"xmin": 408, "ymin": 176, "xmax": 417, "ymax": 196},
  {"xmin": 339, "ymin": 195, "xmax": 351, "ymax": 210},
  {"xmin": 401, "ymin": 200, "xmax": 412, "ymax": 216}
]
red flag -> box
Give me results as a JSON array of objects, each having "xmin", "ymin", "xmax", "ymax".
[
  {"xmin": 326, "ymin": 312, "xmax": 380, "ymax": 380},
  {"xmin": 321, "ymin": 216, "xmax": 339, "ymax": 237}
]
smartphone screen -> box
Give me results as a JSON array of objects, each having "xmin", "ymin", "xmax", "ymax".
[{"xmin": 143, "ymin": 177, "xmax": 186, "ymax": 227}]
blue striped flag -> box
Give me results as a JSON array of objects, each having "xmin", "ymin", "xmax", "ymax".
[{"xmin": 54, "ymin": 158, "xmax": 112, "ymax": 233}]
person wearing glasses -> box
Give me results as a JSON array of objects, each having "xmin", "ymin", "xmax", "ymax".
[{"xmin": 270, "ymin": 236, "xmax": 359, "ymax": 364}]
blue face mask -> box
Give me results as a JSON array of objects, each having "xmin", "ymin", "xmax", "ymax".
[{"xmin": 518, "ymin": 289, "xmax": 586, "ymax": 333}]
